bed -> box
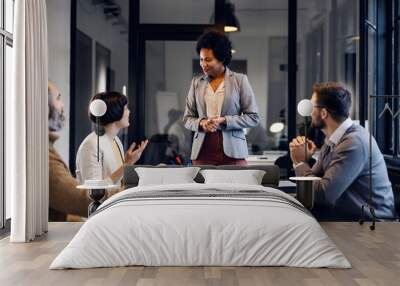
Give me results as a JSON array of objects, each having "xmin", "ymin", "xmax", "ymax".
[{"xmin": 50, "ymin": 165, "xmax": 350, "ymax": 269}]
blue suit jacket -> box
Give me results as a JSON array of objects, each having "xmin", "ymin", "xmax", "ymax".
[{"xmin": 295, "ymin": 124, "xmax": 395, "ymax": 219}]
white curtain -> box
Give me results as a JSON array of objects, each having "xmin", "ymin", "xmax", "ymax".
[{"xmin": 8, "ymin": 0, "xmax": 49, "ymax": 242}]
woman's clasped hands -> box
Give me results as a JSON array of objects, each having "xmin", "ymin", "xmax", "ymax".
[{"xmin": 200, "ymin": 117, "xmax": 226, "ymax": 133}]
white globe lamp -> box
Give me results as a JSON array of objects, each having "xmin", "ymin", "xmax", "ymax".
[
  {"xmin": 297, "ymin": 99, "xmax": 313, "ymax": 117},
  {"xmin": 89, "ymin": 99, "xmax": 107, "ymax": 117},
  {"xmin": 89, "ymin": 99, "xmax": 107, "ymax": 163},
  {"xmin": 297, "ymin": 99, "xmax": 313, "ymax": 162}
]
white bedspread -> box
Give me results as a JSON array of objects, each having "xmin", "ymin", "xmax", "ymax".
[{"xmin": 50, "ymin": 183, "xmax": 351, "ymax": 269}]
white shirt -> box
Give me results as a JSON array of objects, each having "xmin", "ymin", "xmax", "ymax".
[
  {"xmin": 326, "ymin": 117, "xmax": 354, "ymax": 147},
  {"xmin": 76, "ymin": 132, "xmax": 124, "ymax": 188},
  {"xmin": 205, "ymin": 81, "xmax": 225, "ymax": 118}
]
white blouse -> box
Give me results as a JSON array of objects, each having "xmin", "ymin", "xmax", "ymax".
[
  {"xmin": 205, "ymin": 81, "xmax": 225, "ymax": 118},
  {"xmin": 75, "ymin": 132, "xmax": 124, "ymax": 188}
]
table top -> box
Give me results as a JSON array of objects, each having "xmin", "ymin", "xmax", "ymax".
[
  {"xmin": 289, "ymin": 176, "xmax": 322, "ymax": 181},
  {"xmin": 246, "ymin": 155, "xmax": 280, "ymax": 165},
  {"xmin": 77, "ymin": 184, "xmax": 119, "ymax": 190},
  {"xmin": 278, "ymin": 180, "xmax": 297, "ymax": 188}
]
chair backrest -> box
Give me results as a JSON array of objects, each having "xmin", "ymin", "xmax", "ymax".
[{"xmin": 123, "ymin": 164, "xmax": 280, "ymax": 190}]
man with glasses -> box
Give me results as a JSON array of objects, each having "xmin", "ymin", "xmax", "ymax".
[{"xmin": 290, "ymin": 82, "xmax": 395, "ymax": 221}]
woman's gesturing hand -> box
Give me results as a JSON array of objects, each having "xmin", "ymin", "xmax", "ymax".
[{"xmin": 124, "ymin": 139, "xmax": 149, "ymax": 165}]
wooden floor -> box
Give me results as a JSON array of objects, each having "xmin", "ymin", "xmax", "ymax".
[{"xmin": 0, "ymin": 222, "xmax": 399, "ymax": 286}]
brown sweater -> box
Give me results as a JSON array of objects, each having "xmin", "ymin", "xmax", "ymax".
[{"xmin": 49, "ymin": 133, "xmax": 91, "ymax": 221}]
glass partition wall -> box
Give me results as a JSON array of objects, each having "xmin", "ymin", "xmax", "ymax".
[
  {"xmin": 70, "ymin": 0, "xmax": 130, "ymax": 171},
  {"xmin": 296, "ymin": 0, "xmax": 360, "ymax": 146},
  {"xmin": 229, "ymin": 0, "xmax": 289, "ymax": 153}
]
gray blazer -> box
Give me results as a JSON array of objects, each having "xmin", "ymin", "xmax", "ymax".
[
  {"xmin": 183, "ymin": 68, "xmax": 260, "ymax": 160},
  {"xmin": 295, "ymin": 124, "xmax": 395, "ymax": 219}
]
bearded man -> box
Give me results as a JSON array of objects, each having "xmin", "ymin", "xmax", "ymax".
[
  {"xmin": 289, "ymin": 82, "xmax": 395, "ymax": 220},
  {"xmin": 48, "ymin": 81, "xmax": 91, "ymax": 221}
]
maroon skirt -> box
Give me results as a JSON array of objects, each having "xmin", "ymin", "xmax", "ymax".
[{"xmin": 192, "ymin": 131, "xmax": 247, "ymax": 166}]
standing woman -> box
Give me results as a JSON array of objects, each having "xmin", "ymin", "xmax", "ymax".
[
  {"xmin": 183, "ymin": 30, "xmax": 260, "ymax": 165},
  {"xmin": 76, "ymin": 91, "xmax": 148, "ymax": 190}
]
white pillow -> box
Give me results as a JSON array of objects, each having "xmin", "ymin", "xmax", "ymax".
[
  {"xmin": 135, "ymin": 167, "xmax": 201, "ymax": 186},
  {"xmin": 200, "ymin": 169, "xmax": 266, "ymax": 185}
]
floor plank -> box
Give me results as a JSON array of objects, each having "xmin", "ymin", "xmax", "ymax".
[{"xmin": 0, "ymin": 222, "xmax": 399, "ymax": 286}]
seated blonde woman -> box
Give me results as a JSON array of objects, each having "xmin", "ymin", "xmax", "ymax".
[{"xmin": 76, "ymin": 91, "xmax": 148, "ymax": 194}]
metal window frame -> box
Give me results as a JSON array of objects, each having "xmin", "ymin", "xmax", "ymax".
[
  {"xmin": 394, "ymin": 0, "xmax": 400, "ymax": 156},
  {"xmin": 373, "ymin": 0, "xmax": 391, "ymax": 154},
  {"xmin": 359, "ymin": 0, "xmax": 371, "ymax": 127},
  {"xmin": 372, "ymin": 0, "xmax": 400, "ymax": 163},
  {"xmin": 287, "ymin": 0, "xmax": 296, "ymax": 142},
  {"xmin": 69, "ymin": 0, "xmax": 76, "ymax": 170},
  {"xmin": 387, "ymin": 0, "xmax": 400, "ymax": 162},
  {"xmin": 360, "ymin": 0, "xmax": 391, "ymax": 150},
  {"xmin": 367, "ymin": 0, "xmax": 400, "ymax": 170}
]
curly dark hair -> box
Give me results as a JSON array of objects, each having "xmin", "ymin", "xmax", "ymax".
[
  {"xmin": 89, "ymin": 91, "xmax": 128, "ymax": 126},
  {"xmin": 196, "ymin": 30, "xmax": 232, "ymax": 66}
]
